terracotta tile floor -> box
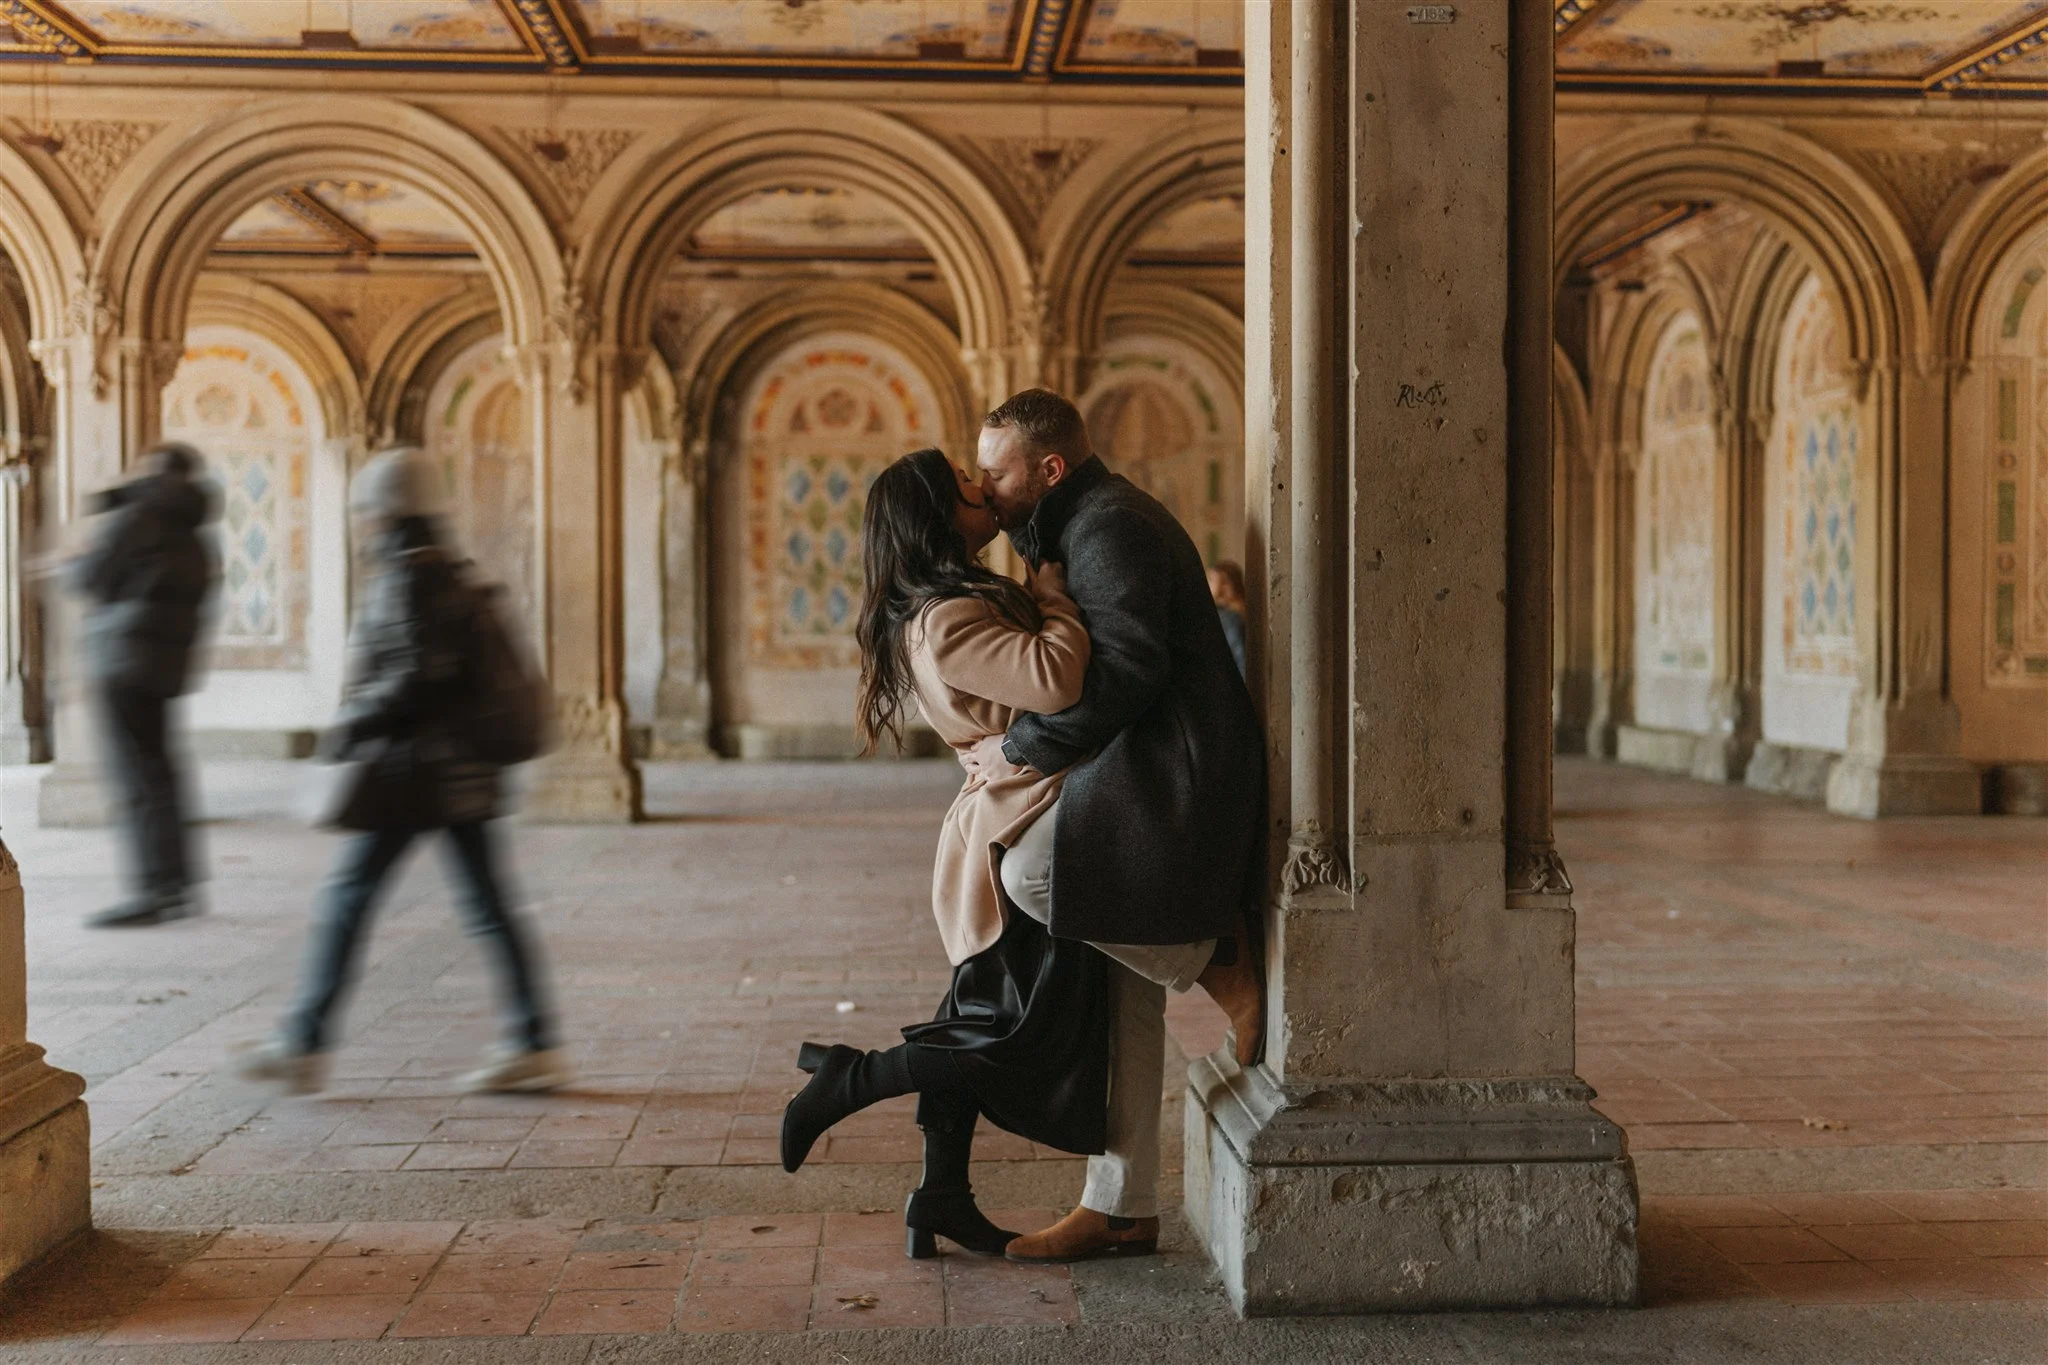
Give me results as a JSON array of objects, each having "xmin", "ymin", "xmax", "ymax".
[
  {"xmin": 80, "ymin": 1212, "xmax": 1074, "ymax": 1343},
  {"xmin": 1, "ymin": 757, "xmax": 2043, "ymax": 1344}
]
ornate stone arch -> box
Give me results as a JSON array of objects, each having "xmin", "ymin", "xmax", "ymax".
[
  {"xmin": 1099, "ymin": 283, "xmax": 1245, "ymax": 417},
  {"xmin": 1932, "ymin": 141, "xmax": 2048, "ymax": 364},
  {"xmin": 187, "ymin": 277, "xmax": 359, "ymax": 440},
  {"xmin": 366, "ymin": 288, "xmax": 502, "ymax": 447},
  {"xmin": 0, "ymin": 141, "xmax": 85, "ymax": 346},
  {"xmin": 1557, "ymin": 119, "xmax": 1927, "ymax": 372},
  {"xmin": 1041, "ymin": 120, "xmax": 1242, "ymax": 391},
  {"xmin": 588, "ymin": 108, "xmax": 1027, "ymax": 402},
  {"xmin": 97, "ymin": 97, "xmax": 559, "ymax": 358},
  {"xmin": 680, "ymin": 281, "xmax": 978, "ymax": 470}
]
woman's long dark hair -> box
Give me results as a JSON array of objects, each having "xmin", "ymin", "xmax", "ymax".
[{"xmin": 856, "ymin": 447, "xmax": 1041, "ymax": 754}]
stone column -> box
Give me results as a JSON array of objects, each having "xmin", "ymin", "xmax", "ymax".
[
  {"xmin": 649, "ymin": 433, "xmax": 714, "ymax": 757},
  {"xmin": 1825, "ymin": 359, "xmax": 1979, "ymax": 816},
  {"xmin": 1185, "ymin": 0, "xmax": 1637, "ymax": 1314},
  {"xmin": 1584, "ymin": 438, "xmax": 1636, "ymax": 759},
  {"xmin": 1692, "ymin": 396, "xmax": 1763, "ymax": 783},
  {"xmin": 0, "ymin": 439, "xmax": 47, "ymax": 765},
  {"xmin": 0, "ymin": 839, "xmax": 89, "ymax": 1284},
  {"xmin": 516, "ymin": 342, "xmax": 643, "ymax": 822}
]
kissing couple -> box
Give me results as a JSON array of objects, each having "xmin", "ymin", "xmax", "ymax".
[{"xmin": 781, "ymin": 387, "xmax": 1267, "ymax": 1266}]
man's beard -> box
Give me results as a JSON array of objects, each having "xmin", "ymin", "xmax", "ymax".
[{"xmin": 993, "ymin": 470, "xmax": 1051, "ymax": 531}]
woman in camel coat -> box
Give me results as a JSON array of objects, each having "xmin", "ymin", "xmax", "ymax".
[{"xmin": 777, "ymin": 447, "xmax": 1108, "ymax": 1264}]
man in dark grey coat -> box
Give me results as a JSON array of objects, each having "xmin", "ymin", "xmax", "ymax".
[
  {"xmin": 67, "ymin": 442, "xmax": 216, "ymax": 928},
  {"xmin": 971, "ymin": 388, "xmax": 1265, "ymax": 1264}
]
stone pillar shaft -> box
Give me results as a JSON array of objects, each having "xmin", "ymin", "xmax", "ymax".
[{"xmin": 1186, "ymin": 0, "xmax": 1637, "ymax": 1315}]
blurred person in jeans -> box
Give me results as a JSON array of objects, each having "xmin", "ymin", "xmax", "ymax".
[
  {"xmin": 238, "ymin": 445, "xmax": 565, "ymax": 1095},
  {"xmin": 67, "ymin": 441, "xmax": 218, "ymax": 928}
]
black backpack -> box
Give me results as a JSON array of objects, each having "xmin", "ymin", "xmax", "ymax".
[{"xmin": 451, "ymin": 568, "xmax": 554, "ymax": 766}]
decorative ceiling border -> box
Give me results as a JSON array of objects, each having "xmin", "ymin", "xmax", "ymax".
[
  {"xmin": 0, "ymin": 0, "xmax": 1242, "ymax": 85},
  {"xmin": 1552, "ymin": 0, "xmax": 2048, "ymax": 99}
]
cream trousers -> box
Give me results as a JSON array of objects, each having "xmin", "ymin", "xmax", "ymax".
[{"xmin": 999, "ymin": 798, "xmax": 1211, "ymax": 1219}]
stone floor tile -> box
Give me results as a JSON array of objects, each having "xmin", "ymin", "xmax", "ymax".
[
  {"xmin": 1643, "ymin": 1195, "xmax": 1793, "ymax": 1228},
  {"xmin": 556, "ymin": 1250, "xmax": 691, "ymax": 1291},
  {"xmin": 400, "ymin": 1141, "xmax": 518, "ymax": 1171},
  {"xmin": 284, "ymin": 1254, "xmax": 441, "ymax": 1295},
  {"xmin": 198, "ymin": 1224, "xmax": 345, "ymax": 1260},
  {"xmin": 427, "ymin": 1253, "xmax": 568, "ymax": 1294},
  {"xmin": 616, "ymin": 1137, "xmax": 725, "ymax": 1166},
  {"xmin": 510, "ymin": 1138, "xmax": 622, "ymax": 1168},
  {"xmin": 450, "ymin": 1219, "xmax": 594, "ymax": 1256},
  {"xmin": 943, "ymin": 1264, "xmax": 1079, "ymax": 1326},
  {"xmin": 817, "ymin": 1245, "xmax": 945, "ymax": 1287},
  {"xmin": 152, "ymin": 1257, "xmax": 313, "ymax": 1301},
  {"xmin": 822, "ymin": 1212, "xmax": 905, "ymax": 1248},
  {"xmin": 823, "ymin": 1133, "xmax": 924, "ymax": 1163},
  {"xmin": 1986, "ymin": 1257, "xmax": 2048, "ymax": 1295},
  {"xmin": 1739, "ymin": 1260, "xmax": 1900, "ymax": 1305},
  {"xmin": 241, "ymin": 1292, "xmax": 411, "ymax": 1340},
  {"xmin": 1762, "ymin": 1193, "xmax": 1911, "ymax": 1226},
  {"xmin": 720, "ymin": 1137, "xmax": 783, "ymax": 1165},
  {"xmin": 674, "ymin": 1284, "xmax": 810, "ymax": 1333},
  {"xmin": 428, "ymin": 1116, "xmax": 539, "ymax": 1143},
  {"xmin": 389, "ymin": 1292, "xmax": 545, "ymax": 1338},
  {"xmin": 689, "ymin": 1247, "xmax": 818, "ymax": 1289},
  {"xmin": 1811, "ymin": 1223, "xmax": 1969, "ymax": 1261},
  {"xmin": 329, "ymin": 1222, "xmax": 465, "ymax": 1257},
  {"xmin": 532, "ymin": 1289, "xmax": 679, "ymax": 1335},
  {"xmin": 816, "ymin": 1279, "xmax": 946, "ymax": 1329},
  {"xmin": 1693, "ymin": 1226, "xmax": 1850, "ymax": 1265},
  {"xmin": 1927, "ymin": 1220, "xmax": 2048, "ymax": 1257},
  {"xmin": 702, "ymin": 1214, "xmax": 823, "ymax": 1248},
  {"xmin": 1869, "ymin": 1258, "xmax": 2041, "ymax": 1302},
  {"xmin": 297, "ymin": 1143, "xmax": 418, "ymax": 1172},
  {"xmin": 97, "ymin": 1296, "xmax": 273, "ymax": 1345}
]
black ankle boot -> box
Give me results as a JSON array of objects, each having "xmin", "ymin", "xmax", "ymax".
[
  {"xmin": 902, "ymin": 1105, "xmax": 1016, "ymax": 1257},
  {"xmin": 906, "ymin": 1187, "xmax": 1018, "ymax": 1258},
  {"xmin": 781, "ymin": 1041, "xmax": 912, "ymax": 1173}
]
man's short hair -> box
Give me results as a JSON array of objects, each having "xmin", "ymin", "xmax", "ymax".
[{"xmin": 984, "ymin": 388, "xmax": 1090, "ymax": 462}]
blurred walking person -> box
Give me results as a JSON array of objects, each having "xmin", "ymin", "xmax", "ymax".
[
  {"xmin": 69, "ymin": 441, "xmax": 217, "ymax": 928},
  {"xmin": 1207, "ymin": 560, "xmax": 1249, "ymax": 680},
  {"xmin": 238, "ymin": 446, "xmax": 565, "ymax": 1095}
]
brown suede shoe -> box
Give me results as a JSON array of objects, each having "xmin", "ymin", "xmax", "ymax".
[
  {"xmin": 1197, "ymin": 942, "xmax": 1266, "ymax": 1067},
  {"xmin": 1004, "ymin": 1206, "xmax": 1159, "ymax": 1264}
]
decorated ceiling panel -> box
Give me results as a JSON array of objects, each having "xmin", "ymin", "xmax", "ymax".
[
  {"xmin": 690, "ymin": 186, "xmax": 928, "ymax": 259},
  {"xmin": 216, "ymin": 179, "xmax": 475, "ymax": 258},
  {"xmin": 1556, "ymin": 0, "xmax": 2048, "ymax": 95},
  {"xmin": 1129, "ymin": 192, "xmax": 1243, "ymax": 259},
  {"xmin": 0, "ymin": 0, "xmax": 1243, "ymax": 81}
]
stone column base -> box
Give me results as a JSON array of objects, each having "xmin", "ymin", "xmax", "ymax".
[
  {"xmin": 1615, "ymin": 724, "xmax": 1697, "ymax": 774},
  {"xmin": 1744, "ymin": 741, "xmax": 1838, "ymax": 801},
  {"xmin": 521, "ymin": 752, "xmax": 644, "ymax": 823},
  {"xmin": 36, "ymin": 761, "xmax": 112, "ymax": 828},
  {"xmin": 0, "ymin": 1047, "xmax": 90, "ymax": 1287},
  {"xmin": 1185, "ymin": 1058, "xmax": 1638, "ymax": 1314},
  {"xmin": 1825, "ymin": 753, "xmax": 1982, "ymax": 818},
  {"xmin": 1690, "ymin": 733, "xmax": 1754, "ymax": 784},
  {"xmin": 1989, "ymin": 764, "xmax": 2048, "ymax": 816}
]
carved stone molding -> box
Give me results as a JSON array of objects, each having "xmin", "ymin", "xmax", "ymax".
[
  {"xmin": 1506, "ymin": 841, "xmax": 1573, "ymax": 899},
  {"xmin": 62, "ymin": 270, "xmax": 115, "ymax": 400},
  {"xmin": 40, "ymin": 120, "xmax": 166, "ymax": 206},
  {"xmin": 512, "ymin": 128, "xmax": 639, "ymax": 210},
  {"xmin": 547, "ymin": 245, "xmax": 596, "ymax": 402},
  {"xmin": 553, "ymin": 692, "xmax": 625, "ymax": 758},
  {"xmin": 1852, "ymin": 147, "xmax": 1989, "ymax": 256},
  {"xmin": 1281, "ymin": 820, "xmax": 1352, "ymax": 898},
  {"xmin": 968, "ymin": 137, "xmax": 1101, "ymax": 220}
]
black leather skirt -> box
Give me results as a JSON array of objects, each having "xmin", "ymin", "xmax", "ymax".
[{"xmin": 901, "ymin": 912, "xmax": 1110, "ymax": 1155}]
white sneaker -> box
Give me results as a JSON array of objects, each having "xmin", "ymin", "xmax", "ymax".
[
  {"xmin": 460, "ymin": 1046, "xmax": 570, "ymax": 1094},
  {"xmin": 234, "ymin": 1040, "xmax": 329, "ymax": 1095}
]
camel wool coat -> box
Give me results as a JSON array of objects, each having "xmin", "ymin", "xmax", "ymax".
[{"xmin": 908, "ymin": 569, "xmax": 1089, "ymax": 965}]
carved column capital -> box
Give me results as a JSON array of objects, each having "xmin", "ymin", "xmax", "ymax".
[{"xmin": 1282, "ymin": 820, "xmax": 1354, "ymax": 899}]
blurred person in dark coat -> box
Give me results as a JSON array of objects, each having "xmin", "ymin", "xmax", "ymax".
[
  {"xmin": 237, "ymin": 446, "xmax": 564, "ymax": 1096},
  {"xmin": 67, "ymin": 441, "xmax": 217, "ymax": 928}
]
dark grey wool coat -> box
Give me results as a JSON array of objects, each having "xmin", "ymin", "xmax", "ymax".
[
  {"xmin": 1001, "ymin": 458, "xmax": 1265, "ymax": 946},
  {"xmin": 328, "ymin": 518, "xmax": 499, "ymax": 830},
  {"xmin": 68, "ymin": 472, "xmax": 216, "ymax": 698}
]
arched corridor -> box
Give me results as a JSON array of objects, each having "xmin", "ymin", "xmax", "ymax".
[{"xmin": 0, "ymin": 3, "xmax": 2041, "ymax": 1358}]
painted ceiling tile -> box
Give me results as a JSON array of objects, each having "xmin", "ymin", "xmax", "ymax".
[
  {"xmin": 1131, "ymin": 193, "xmax": 1244, "ymax": 254},
  {"xmin": 68, "ymin": 0, "xmax": 522, "ymax": 51},
  {"xmin": 1069, "ymin": 0, "xmax": 1244, "ymax": 67},
  {"xmin": 218, "ymin": 197, "xmax": 337, "ymax": 246},
  {"xmin": 1558, "ymin": 1, "xmax": 2048, "ymax": 79},
  {"xmin": 305, "ymin": 180, "xmax": 470, "ymax": 246},
  {"xmin": 573, "ymin": 0, "xmax": 1021, "ymax": 60},
  {"xmin": 691, "ymin": 186, "xmax": 926, "ymax": 255}
]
